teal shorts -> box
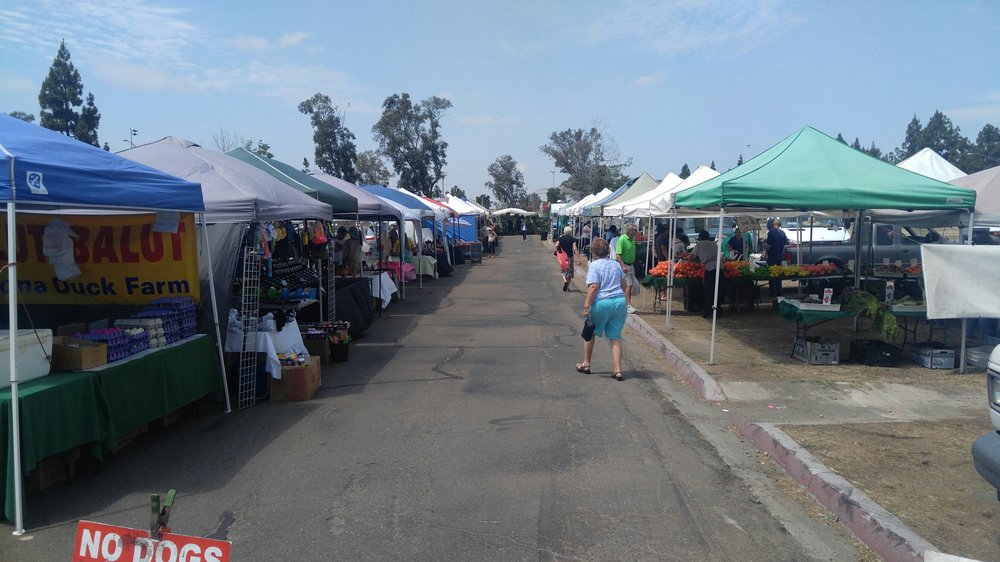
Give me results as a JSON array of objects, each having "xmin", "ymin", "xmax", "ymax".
[{"xmin": 590, "ymin": 296, "xmax": 627, "ymax": 340}]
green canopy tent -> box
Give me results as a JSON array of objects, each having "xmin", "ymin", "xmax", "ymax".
[
  {"xmin": 672, "ymin": 126, "xmax": 977, "ymax": 364},
  {"xmin": 226, "ymin": 147, "xmax": 359, "ymax": 217}
]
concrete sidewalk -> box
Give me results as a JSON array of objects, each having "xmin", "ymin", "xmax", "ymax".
[{"xmin": 625, "ymin": 310, "xmax": 983, "ymax": 562}]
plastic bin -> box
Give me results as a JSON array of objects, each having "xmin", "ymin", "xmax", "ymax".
[
  {"xmin": 850, "ymin": 339, "xmax": 901, "ymax": 367},
  {"xmin": 793, "ymin": 336, "xmax": 839, "ymax": 365},
  {"xmin": 911, "ymin": 341, "xmax": 955, "ymax": 369}
]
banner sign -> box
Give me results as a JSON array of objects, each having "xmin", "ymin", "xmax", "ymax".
[
  {"xmin": 73, "ymin": 520, "xmax": 231, "ymax": 562},
  {"xmin": 0, "ymin": 213, "xmax": 200, "ymax": 305}
]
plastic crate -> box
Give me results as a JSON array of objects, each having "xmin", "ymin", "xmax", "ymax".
[
  {"xmin": 850, "ymin": 339, "xmax": 901, "ymax": 367},
  {"xmin": 793, "ymin": 336, "xmax": 839, "ymax": 365},
  {"xmin": 910, "ymin": 341, "xmax": 955, "ymax": 369}
]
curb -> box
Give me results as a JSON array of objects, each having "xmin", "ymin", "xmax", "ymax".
[
  {"xmin": 622, "ymin": 304, "xmax": 945, "ymax": 561},
  {"xmin": 626, "ymin": 312, "xmax": 726, "ymax": 401},
  {"xmin": 739, "ymin": 422, "xmax": 939, "ymax": 562}
]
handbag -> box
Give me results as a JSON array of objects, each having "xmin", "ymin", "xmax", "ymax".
[
  {"xmin": 581, "ymin": 317, "xmax": 596, "ymax": 342},
  {"xmin": 556, "ymin": 247, "xmax": 570, "ymax": 270}
]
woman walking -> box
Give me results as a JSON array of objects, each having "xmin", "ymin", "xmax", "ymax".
[
  {"xmin": 555, "ymin": 225, "xmax": 576, "ymax": 291},
  {"xmin": 577, "ymin": 237, "xmax": 628, "ymax": 381}
]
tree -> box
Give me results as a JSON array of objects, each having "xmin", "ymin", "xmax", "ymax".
[
  {"xmin": 736, "ymin": 154, "xmax": 744, "ymax": 166},
  {"xmin": 710, "ymin": 160, "xmax": 716, "ymax": 171},
  {"xmin": 836, "ymin": 133, "xmax": 846, "ymax": 144},
  {"xmin": 7, "ymin": 111, "xmax": 35, "ymax": 122},
  {"xmin": 539, "ymin": 122, "xmax": 630, "ymax": 195},
  {"xmin": 212, "ymin": 127, "xmax": 240, "ymax": 152},
  {"xmin": 242, "ymin": 139, "xmax": 273, "ymax": 158},
  {"xmin": 680, "ymin": 163, "xmax": 691, "ymax": 179},
  {"xmin": 891, "ymin": 111, "xmax": 972, "ymax": 167},
  {"xmin": 961, "ymin": 124, "xmax": 1000, "ymax": 173},
  {"xmin": 546, "ymin": 187, "xmax": 563, "ymax": 203},
  {"xmin": 38, "ymin": 40, "xmax": 100, "ymax": 146},
  {"xmin": 864, "ymin": 141, "xmax": 884, "ymax": 160},
  {"xmin": 485, "ymin": 155, "xmax": 526, "ymax": 208},
  {"xmin": 372, "ymin": 93, "xmax": 451, "ymax": 196},
  {"xmin": 449, "ymin": 185, "xmax": 465, "ymax": 198},
  {"xmin": 851, "ymin": 138, "xmax": 862, "ymax": 151},
  {"xmin": 298, "ymin": 93, "xmax": 358, "ymax": 183},
  {"xmin": 475, "ymin": 194, "xmax": 493, "ymax": 210},
  {"xmin": 355, "ymin": 150, "xmax": 391, "ymax": 185},
  {"xmin": 892, "ymin": 115, "xmax": 924, "ymax": 162},
  {"xmin": 302, "ymin": 158, "xmax": 310, "ymax": 173},
  {"xmin": 526, "ymin": 193, "xmax": 542, "ymax": 212}
]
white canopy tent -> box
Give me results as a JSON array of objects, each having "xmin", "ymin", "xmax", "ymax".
[
  {"xmin": 951, "ymin": 165, "xmax": 1000, "ymax": 227},
  {"xmin": 897, "ymin": 148, "xmax": 967, "ymax": 182},
  {"xmin": 492, "ymin": 208, "xmax": 537, "ymax": 216}
]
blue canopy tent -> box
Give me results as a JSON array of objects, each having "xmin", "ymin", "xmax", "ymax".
[{"xmin": 0, "ymin": 115, "xmax": 219, "ymax": 534}]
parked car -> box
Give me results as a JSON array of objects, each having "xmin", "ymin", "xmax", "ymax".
[
  {"xmin": 973, "ymin": 346, "xmax": 1000, "ymax": 501},
  {"xmin": 782, "ymin": 220, "xmax": 956, "ymax": 269}
]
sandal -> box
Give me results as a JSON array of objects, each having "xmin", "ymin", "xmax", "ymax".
[
  {"xmin": 575, "ymin": 363, "xmax": 591, "ymax": 374},
  {"xmin": 613, "ymin": 372, "xmax": 624, "ymax": 381}
]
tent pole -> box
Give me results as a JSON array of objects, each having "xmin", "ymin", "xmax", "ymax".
[
  {"xmin": 666, "ymin": 207, "xmax": 675, "ymax": 329},
  {"xmin": 8, "ymin": 203, "xmax": 25, "ymax": 535},
  {"xmin": 200, "ymin": 214, "xmax": 232, "ymax": 414},
  {"xmin": 960, "ymin": 210, "xmax": 975, "ymax": 374},
  {"xmin": 643, "ymin": 216, "xmax": 653, "ymax": 311},
  {"xmin": 709, "ymin": 208, "xmax": 725, "ymax": 365}
]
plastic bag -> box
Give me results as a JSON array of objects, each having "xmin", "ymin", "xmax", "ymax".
[{"xmin": 556, "ymin": 247, "xmax": 570, "ymax": 270}]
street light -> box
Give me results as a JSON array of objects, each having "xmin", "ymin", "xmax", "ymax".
[{"xmin": 123, "ymin": 128, "xmax": 138, "ymax": 148}]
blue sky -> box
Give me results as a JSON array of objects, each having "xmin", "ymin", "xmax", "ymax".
[{"xmin": 2, "ymin": 0, "xmax": 999, "ymax": 201}]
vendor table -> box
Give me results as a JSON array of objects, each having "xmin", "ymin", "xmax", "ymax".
[
  {"xmin": 377, "ymin": 260, "xmax": 417, "ymax": 284},
  {"xmin": 224, "ymin": 330, "xmax": 282, "ymax": 378},
  {"xmin": 778, "ymin": 300, "xmax": 855, "ymax": 356},
  {"xmin": 407, "ymin": 255, "xmax": 438, "ymax": 278},
  {"xmin": 2, "ymin": 371, "xmax": 112, "ymax": 522}
]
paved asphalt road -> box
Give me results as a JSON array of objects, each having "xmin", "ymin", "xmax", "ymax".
[{"xmin": 2, "ymin": 236, "xmax": 860, "ymax": 561}]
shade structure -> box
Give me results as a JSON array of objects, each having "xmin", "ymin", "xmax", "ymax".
[
  {"xmin": 585, "ymin": 172, "xmax": 660, "ymax": 217},
  {"xmin": 491, "ymin": 208, "xmax": 537, "ymax": 216},
  {"xmin": 361, "ymin": 184, "xmax": 434, "ymax": 219},
  {"xmin": 121, "ymin": 137, "xmax": 332, "ymax": 222},
  {"xmin": 897, "ymin": 148, "xmax": 967, "ymax": 182},
  {"xmin": 673, "ymin": 126, "xmax": 977, "ymax": 213},
  {"xmin": 444, "ymin": 195, "xmax": 482, "ymax": 215},
  {"xmin": 307, "ymin": 173, "xmax": 408, "ymax": 221},
  {"xmin": 0, "ymin": 116, "xmax": 204, "ymax": 213},
  {"xmin": 604, "ymin": 171, "xmax": 687, "ymax": 217},
  {"xmin": 0, "ymin": 116, "xmax": 210, "ymax": 534},
  {"xmin": 951, "ymin": 164, "xmax": 1000, "ymax": 227},
  {"xmin": 225, "ymin": 148, "xmax": 358, "ymax": 216}
]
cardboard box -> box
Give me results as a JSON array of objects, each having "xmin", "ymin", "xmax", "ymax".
[
  {"xmin": 270, "ymin": 356, "xmax": 321, "ymax": 401},
  {"xmin": 793, "ymin": 336, "xmax": 839, "ymax": 365},
  {"xmin": 56, "ymin": 323, "xmax": 88, "ymax": 337},
  {"xmin": 303, "ymin": 338, "xmax": 330, "ymax": 365},
  {"xmin": 50, "ymin": 336, "xmax": 108, "ymax": 371}
]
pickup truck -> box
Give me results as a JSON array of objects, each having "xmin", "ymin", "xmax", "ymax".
[
  {"xmin": 973, "ymin": 346, "xmax": 1000, "ymax": 500},
  {"xmin": 782, "ymin": 221, "xmax": 954, "ymax": 269}
]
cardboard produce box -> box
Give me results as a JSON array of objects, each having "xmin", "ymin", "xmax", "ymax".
[
  {"xmin": 270, "ymin": 356, "xmax": 321, "ymax": 401},
  {"xmin": 303, "ymin": 338, "xmax": 330, "ymax": 365},
  {"xmin": 50, "ymin": 336, "xmax": 108, "ymax": 371}
]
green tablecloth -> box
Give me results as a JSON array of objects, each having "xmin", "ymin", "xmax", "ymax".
[
  {"xmin": 97, "ymin": 335, "xmax": 221, "ymax": 441},
  {"xmin": 1, "ymin": 335, "xmax": 221, "ymax": 523},
  {"xmin": 2, "ymin": 371, "xmax": 112, "ymax": 523},
  {"xmin": 641, "ymin": 275, "xmax": 701, "ymax": 288}
]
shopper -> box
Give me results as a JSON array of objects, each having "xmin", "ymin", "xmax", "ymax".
[
  {"xmin": 578, "ymin": 237, "xmax": 627, "ymax": 381},
  {"xmin": 555, "ymin": 225, "xmax": 576, "ymax": 291},
  {"xmin": 615, "ymin": 224, "xmax": 639, "ymax": 313},
  {"xmin": 343, "ymin": 226, "xmax": 363, "ymax": 276}
]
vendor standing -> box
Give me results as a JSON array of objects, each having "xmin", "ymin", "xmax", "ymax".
[
  {"xmin": 694, "ymin": 230, "xmax": 719, "ymax": 318},
  {"xmin": 765, "ymin": 218, "xmax": 788, "ymax": 307}
]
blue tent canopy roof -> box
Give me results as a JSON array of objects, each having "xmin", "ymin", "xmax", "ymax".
[{"xmin": 0, "ymin": 115, "xmax": 204, "ymax": 212}]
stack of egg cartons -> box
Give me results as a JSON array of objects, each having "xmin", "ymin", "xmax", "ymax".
[
  {"xmin": 133, "ymin": 308, "xmax": 181, "ymax": 343},
  {"xmin": 114, "ymin": 318, "xmax": 165, "ymax": 349},
  {"xmin": 77, "ymin": 328, "xmax": 131, "ymax": 362},
  {"xmin": 151, "ymin": 297, "xmax": 197, "ymax": 339}
]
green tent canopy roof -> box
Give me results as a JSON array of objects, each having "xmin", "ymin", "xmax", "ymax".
[
  {"xmin": 586, "ymin": 171, "xmax": 660, "ymax": 217},
  {"xmin": 226, "ymin": 147, "xmax": 359, "ymax": 215},
  {"xmin": 673, "ymin": 126, "xmax": 977, "ymax": 213}
]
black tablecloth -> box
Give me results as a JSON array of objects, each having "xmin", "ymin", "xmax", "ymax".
[
  {"xmin": 436, "ymin": 251, "xmax": 454, "ymax": 277},
  {"xmin": 335, "ymin": 277, "xmax": 374, "ymax": 337}
]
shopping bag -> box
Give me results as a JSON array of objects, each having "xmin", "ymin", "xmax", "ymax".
[
  {"xmin": 556, "ymin": 247, "xmax": 570, "ymax": 270},
  {"xmin": 581, "ymin": 317, "xmax": 596, "ymax": 341}
]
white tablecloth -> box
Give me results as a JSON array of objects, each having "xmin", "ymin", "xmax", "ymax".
[
  {"xmin": 367, "ymin": 272, "xmax": 397, "ymax": 309},
  {"xmin": 408, "ymin": 255, "xmax": 438, "ymax": 278},
  {"xmin": 224, "ymin": 331, "xmax": 281, "ymax": 378}
]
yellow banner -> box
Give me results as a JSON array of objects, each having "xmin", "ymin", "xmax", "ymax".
[{"xmin": 0, "ymin": 213, "xmax": 200, "ymax": 305}]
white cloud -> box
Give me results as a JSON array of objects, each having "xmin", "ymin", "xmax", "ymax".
[
  {"xmin": 228, "ymin": 35, "xmax": 271, "ymax": 52},
  {"xmin": 631, "ymin": 73, "xmax": 664, "ymax": 87},
  {"xmin": 460, "ymin": 115, "xmax": 521, "ymax": 126},
  {"xmin": 946, "ymin": 91, "xmax": 1000, "ymax": 128},
  {"xmin": 279, "ymin": 32, "xmax": 311, "ymax": 47},
  {"xmin": 587, "ymin": 0, "xmax": 803, "ymax": 56}
]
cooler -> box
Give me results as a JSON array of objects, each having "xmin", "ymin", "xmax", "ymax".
[{"xmin": 0, "ymin": 329, "xmax": 54, "ymax": 387}]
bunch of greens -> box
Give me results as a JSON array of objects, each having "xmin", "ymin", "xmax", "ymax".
[{"xmin": 842, "ymin": 290, "xmax": 900, "ymax": 342}]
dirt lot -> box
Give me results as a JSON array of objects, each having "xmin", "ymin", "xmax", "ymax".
[{"xmin": 628, "ymin": 281, "xmax": 1000, "ymax": 561}]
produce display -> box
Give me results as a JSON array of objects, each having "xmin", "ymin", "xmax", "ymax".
[{"xmin": 648, "ymin": 260, "xmax": 843, "ymax": 279}]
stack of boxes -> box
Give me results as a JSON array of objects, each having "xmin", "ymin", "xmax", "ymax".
[{"xmin": 114, "ymin": 318, "xmax": 166, "ymax": 349}]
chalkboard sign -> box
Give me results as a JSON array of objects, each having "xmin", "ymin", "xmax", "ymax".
[{"xmin": 470, "ymin": 242, "xmax": 483, "ymax": 263}]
